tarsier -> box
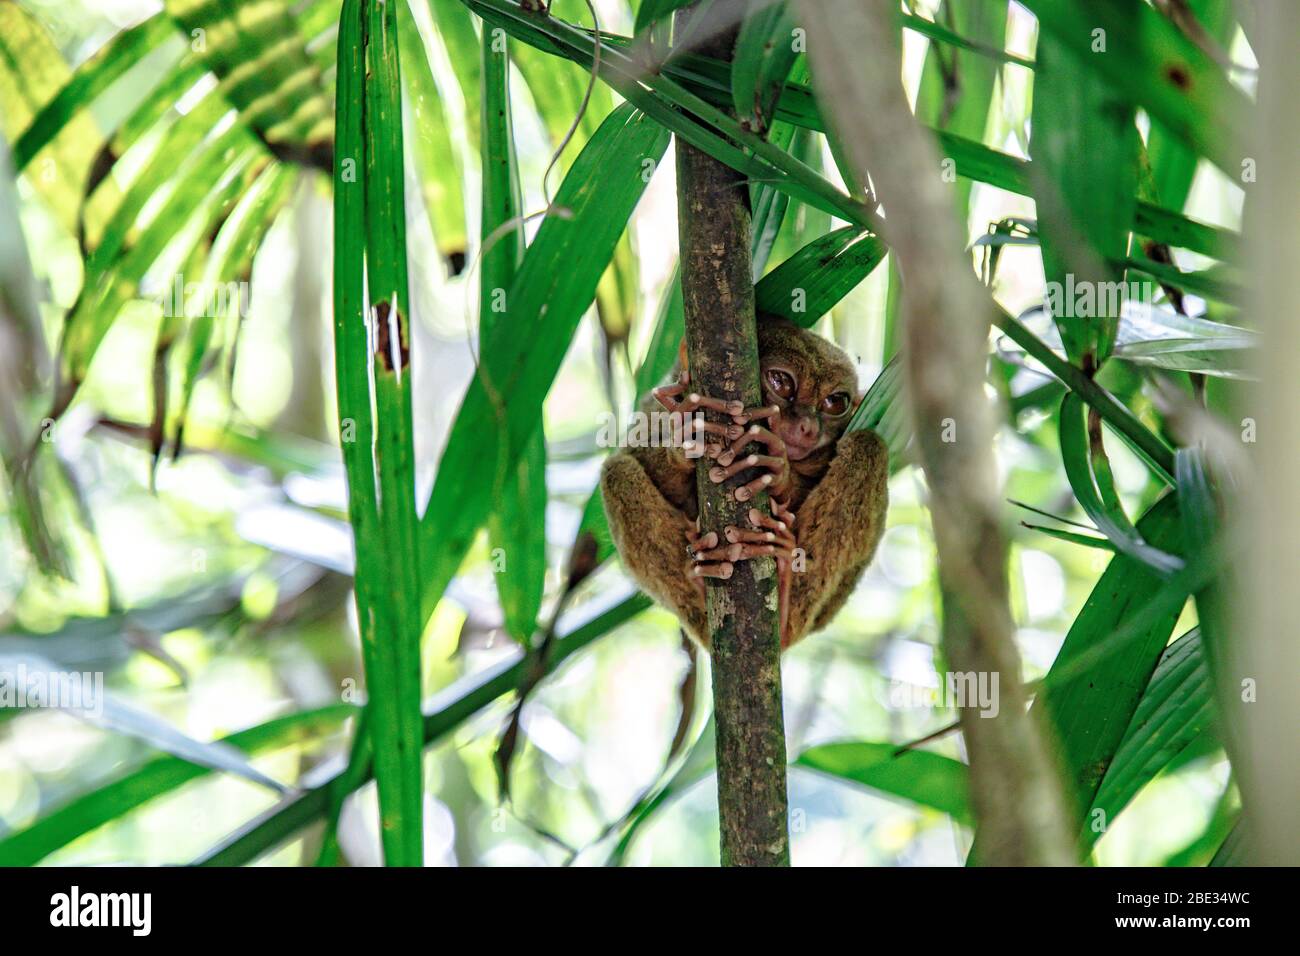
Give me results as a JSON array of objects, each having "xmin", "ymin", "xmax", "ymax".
[{"xmin": 601, "ymin": 312, "xmax": 889, "ymax": 651}]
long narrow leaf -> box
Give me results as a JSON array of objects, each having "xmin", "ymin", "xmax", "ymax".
[
  {"xmin": 416, "ymin": 103, "xmax": 669, "ymax": 628},
  {"xmin": 796, "ymin": 742, "xmax": 973, "ymax": 826},
  {"xmin": 481, "ymin": 20, "xmax": 545, "ymax": 643}
]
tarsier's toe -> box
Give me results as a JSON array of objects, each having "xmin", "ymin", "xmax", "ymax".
[
  {"xmin": 724, "ymin": 525, "xmax": 776, "ymax": 545},
  {"xmin": 686, "ymin": 528, "xmax": 719, "ymax": 553},
  {"xmin": 735, "ymin": 473, "xmax": 774, "ymax": 502},
  {"xmin": 692, "ymin": 562, "xmax": 733, "ymax": 580}
]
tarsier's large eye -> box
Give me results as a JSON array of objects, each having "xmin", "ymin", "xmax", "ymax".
[
  {"xmin": 765, "ymin": 368, "xmax": 796, "ymax": 399},
  {"xmin": 822, "ymin": 392, "xmax": 851, "ymax": 417}
]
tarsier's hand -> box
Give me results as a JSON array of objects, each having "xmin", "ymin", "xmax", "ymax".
[
  {"xmin": 652, "ymin": 370, "xmax": 746, "ymax": 457},
  {"xmin": 653, "ymin": 375, "xmax": 793, "ymax": 504},
  {"xmin": 708, "ymin": 405, "xmax": 792, "ymax": 504}
]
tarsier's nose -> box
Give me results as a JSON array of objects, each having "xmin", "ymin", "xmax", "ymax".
[{"xmin": 792, "ymin": 414, "xmax": 819, "ymax": 443}]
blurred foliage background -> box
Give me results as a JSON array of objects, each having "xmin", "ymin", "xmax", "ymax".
[{"xmin": 0, "ymin": 0, "xmax": 1266, "ymax": 865}]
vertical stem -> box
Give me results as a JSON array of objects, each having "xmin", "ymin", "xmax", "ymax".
[
  {"xmin": 1235, "ymin": 1, "xmax": 1300, "ymax": 865},
  {"xmin": 798, "ymin": 0, "xmax": 1074, "ymax": 865},
  {"xmin": 674, "ymin": 6, "xmax": 789, "ymax": 868}
]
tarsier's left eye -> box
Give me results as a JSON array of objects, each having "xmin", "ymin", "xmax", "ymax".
[{"xmin": 822, "ymin": 392, "xmax": 851, "ymax": 417}]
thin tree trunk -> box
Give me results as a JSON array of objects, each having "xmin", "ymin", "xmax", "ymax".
[
  {"xmin": 674, "ymin": 5, "xmax": 789, "ymax": 867},
  {"xmin": 798, "ymin": 0, "xmax": 1075, "ymax": 865},
  {"xmin": 1235, "ymin": 0, "xmax": 1300, "ymax": 865}
]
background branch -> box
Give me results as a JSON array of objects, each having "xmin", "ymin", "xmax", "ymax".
[{"xmin": 797, "ymin": 0, "xmax": 1074, "ymax": 865}]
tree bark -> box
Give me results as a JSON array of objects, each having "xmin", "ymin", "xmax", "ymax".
[
  {"xmin": 798, "ymin": 0, "xmax": 1075, "ymax": 865},
  {"xmin": 1235, "ymin": 1, "xmax": 1300, "ymax": 865},
  {"xmin": 674, "ymin": 6, "xmax": 789, "ymax": 867}
]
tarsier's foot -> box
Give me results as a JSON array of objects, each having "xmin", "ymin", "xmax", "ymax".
[
  {"xmin": 684, "ymin": 522, "xmax": 725, "ymax": 590},
  {"xmin": 685, "ymin": 509, "xmax": 796, "ymax": 588}
]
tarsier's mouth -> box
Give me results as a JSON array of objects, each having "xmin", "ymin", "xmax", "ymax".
[{"xmin": 783, "ymin": 438, "xmax": 819, "ymax": 462}]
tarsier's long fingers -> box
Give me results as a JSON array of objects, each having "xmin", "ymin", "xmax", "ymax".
[
  {"xmin": 732, "ymin": 404, "xmax": 781, "ymax": 425},
  {"xmin": 684, "ymin": 526, "xmax": 720, "ymax": 593},
  {"xmin": 652, "ymin": 381, "xmax": 686, "ymax": 413},
  {"xmin": 685, "ymin": 528, "xmax": 719, "ymax": 552},
  {"xmin": 771, "ymin": 497, "xmax": 797, "ymax": 530},
  {"xmin": 692, "ymin": 542, "xmax": 796, "ymax": 563},
  {"xmin": 711, "ymin": 422, "xmax": 793, "ymax": 501},
  {"xmin": 749, "ymin": 506, "xmax": 794, "ymax": 535},
  {"xmin": 751, "ymin": 503, "xmax": 798, "ymax": 645},
  {"xmin": 745, "ymin": 509, "xmax": 796, "ymax": 550},
  {"xmin": 736, "ymin": 472, "xmax": 779, "ymax": 502},
  {"xmin": 723, "ymin": 525, "xmax": 781, "ymax": 545},
  {"xmin": 718, "ymin": 423, "xmax": 787, "ymax": 465},
  {"xmin": 709, "ymin": 454, "xmax": 785, "ymax": 484}
]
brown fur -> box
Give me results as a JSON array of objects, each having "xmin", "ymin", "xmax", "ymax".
[{"xmin": 600, "ymin": 313, "xmax": 889, "ymax": 650}]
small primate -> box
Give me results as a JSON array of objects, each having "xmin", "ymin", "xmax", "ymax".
[{"xmin": 601, "ymin": 312, "xmax": 889, "ymax": 650}]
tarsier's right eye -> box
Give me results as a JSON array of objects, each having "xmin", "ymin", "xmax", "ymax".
[{"xmin": 765, "ymin": 368, "xmax": 796, "ymax": 399}]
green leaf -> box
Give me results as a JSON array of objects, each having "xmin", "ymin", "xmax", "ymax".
[
  {"xmin": 174, "ymin": 167, "xmax": 296, "ymax": 453},
  {"xmin": 1123, "ymin": 251, "xmax": 1243, "ymax": 306},
  {"xmin": 1113, "ymin": 306, "xmax": 1255, "ymax": 378},
  {"xmin": 1021, "ymin": 523, "xmax": 1116, "ymax": 553},
  {"xmin": 608, "ymin": 714, "xmax": 717, "ymax": 866},
  {"xmin": 0, "ymin": 4, "xmax": 124, "ymax": 237},
  {"xmin": 64, "ymin": 135, "xmax": 262, "ymax": 385},
  {"xmin": 846, "ymin": 355, "xmax": 909, "ymax": 469},
  {"xmin": 0, "ymin": 652, "xmax": 290, "ymax": 795},
  {"xmin": 416, "ymin": 102, "xmax": 669, "ymax": 628},
  {"xmin": 365, "ymin": 0, "xmax": 425, "ymax": 866},
  {"xmin": 1016, "ymin": 0, "xmax": 1254, "ymax": 179},
  {"xmin": 634, "ymin": 0, "xmax": 695, "ymax": 36},
  {"xmin": 796, "ymin": 742, "xmax": 973, "ymax": 826},
  {"xmin": 330, "ymin": 0, "xmax": 424, "ymax": 867},
  {"xmin": 576, "ymin": 268, "xmax": 685, "ymax": 568},
  {"xmin": 11, "ymin": 14, "xmax": 176, "ymax": 173},
  {"xmin": 900, "ymin": 6, "xmax": 1029, "ymax": 69},
  {"xmin": 0, "ymin": 131, "xmax": 44, "ymax": 383},
  {"xmin": 0, "ymin": 704, "xmax": 353, "ymax": 867},
  {"xmin": 400, "ymin": 0, "xmax": 469, "ymax": 262},
  {"xmin": 750, "ymin": 116, "xmax": 799, "ymax": 275},
  {"xmin": 755, "ymin": 226, "xmax": 886, "ymax": 328},
  {"xmin": 912, "ymin": 0, "xmax": 1008, "ymax": 216},
  {"xmin": 634, "ymin": 269, "xmax": 686, "ymax": 401},
  {"xmin": 467, "ymin": 0, "xmax": 879, "ymax": 232},
  {"xmin": 424, "ymin": 0, "xmax": 484, "ymax": 150},
  {"xmin": 1031, "ymin": 21, "xmax": 1139, "ymax": 368},
  {"xmin": 1034, "ymin": 493, "xmax": 1188, "ymax": 827},
  {"xmin": 1144, "ymin": 0, "xmax": 1237, "ymax": 210},
  {"xmin": 733, "ymin": 2, "xmax": 799, "ymax": 134},
  {"xmin": 1087, "ymin": 627, "xmax": 1216, "ymax": 847},
  {"xmin": 481, "ymin": 23, "xmax": 545, "ymax": 643},
  {"xmin": 1210, "ymin": 820, "xmax": 1249, "ymax": 866},
  {"xmin": 1059, "ymin": 393, "xmax": 1183, "ymax": 573},
  {"xmin": 993, "ymin": 308, "xmax": 1176, "ymax": 483},
  {"xmin": 164, "ymin": 0, "xmax": 334, "ymax": 168},
  {"xmin": 469, "ymin": 2, "xmax": 1235, "ymax": 260}
]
